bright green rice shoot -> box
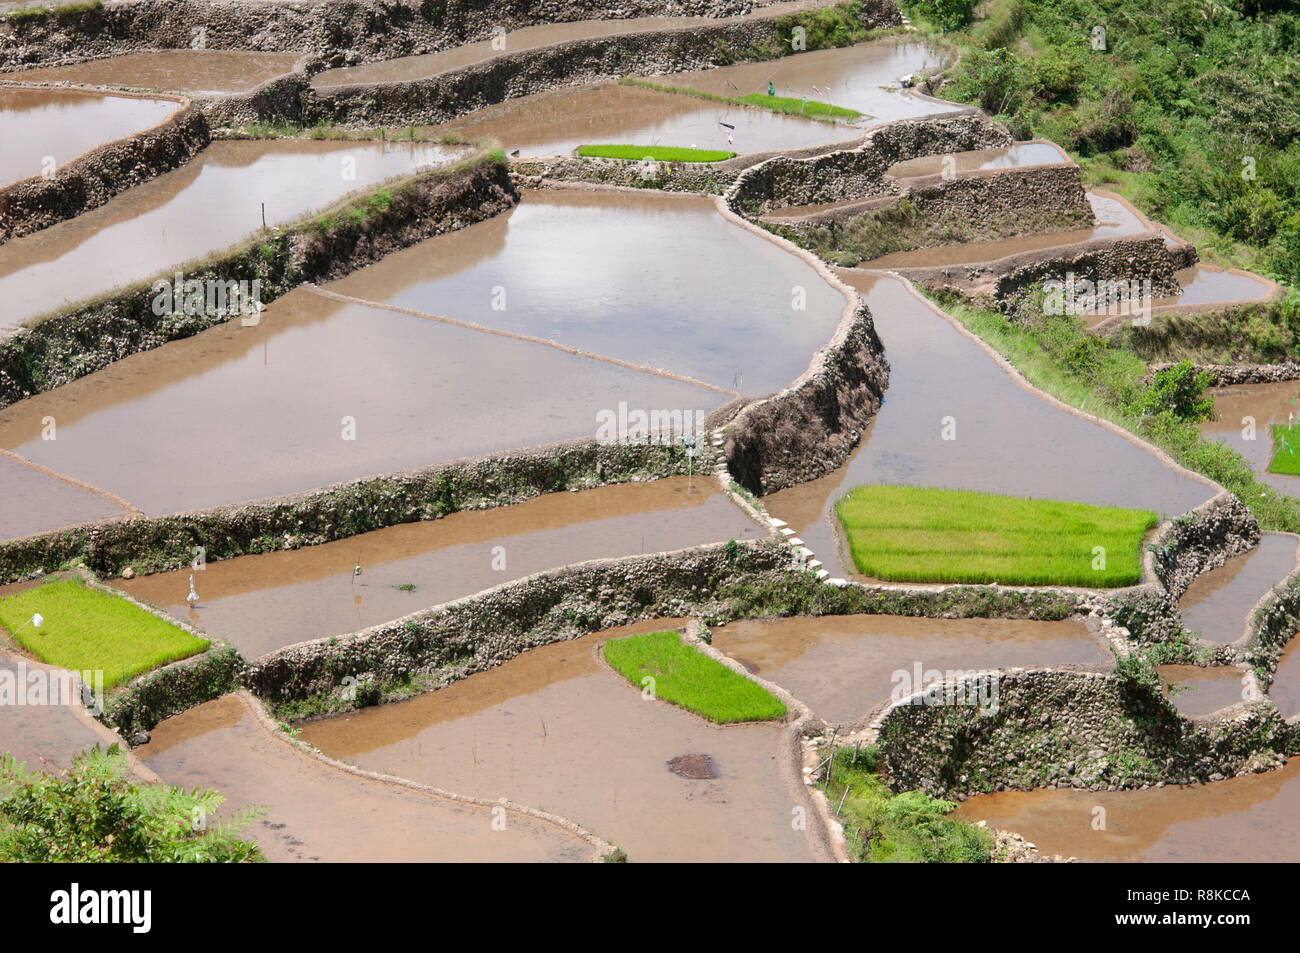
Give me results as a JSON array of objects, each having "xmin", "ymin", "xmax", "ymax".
[
  {"xmin": 602, "ymin": 630, "xmax": 786, "ymax": 723},
  {"xmin": 1269, "ymin": 424, "xmax": 1300, "ymax": 476},
  {"xmin": 577, "ymin": 144, "xmax": 737, "ymax": 162},
  {"xmin": 0, "ymin": 578, "xmax": 208, "ymax": 688},
  {"xmin": 835, "ymin": 485, "xmax": 1157, "ymax": 587}
]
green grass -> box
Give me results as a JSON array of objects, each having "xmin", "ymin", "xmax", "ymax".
[
  {"xmin": 821, "ymin": 745, "xmax": 991, "ymax": 863},
  {"xmin": 1271, "ymin": 424, "xmax": 1300, "ymax": 476},
  {"xmin": 620, "ymin": 77, "xmax": 863, "ymax": 125},
  {"xmin": 577, "ymin": 145, "xmax": 737, "ymax": 163},
  {"xmin": 734, "ymin": 93, "xmax": 861, "ymax": 120},
  {"xmin": 0, "ymin": 579, "xmax": 208, "ymax": 689},
  {"xmin": 602, "ymin": 630, "xmax": 786, "ymax": 723},
  {"xmin": 836, "ymin": 485, "xmax": 1157, "ymax": 587}
]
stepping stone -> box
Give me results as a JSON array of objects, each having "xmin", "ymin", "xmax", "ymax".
[
  {"xmin": 787, "ymin": 537, "xmax": 804, "ymax": 547},
  {"xmin": 779, "ymin": 528, "xmax": 795, "ymax": 537},
  {"xmin": 816, "ymin": 569, "xmax": 829, "ymax": 580},
  {"xmin": 807, "ymin": 560, "xmax": 822, "ymax": 570},
  {"xmin": 769, "ymin": 518, "xmax": 787, "ymax": 529}
]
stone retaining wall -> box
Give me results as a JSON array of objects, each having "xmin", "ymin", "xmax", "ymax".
[
  {"xmin": 726, "ymin": 298, "xmax": 889, "ymax": 494},
  {"xmin": 0, "ymin": 439, "xmax": 713, "ymax": 585},
  {"xmin": 0, "ymin": 0, "xmax": 795, "ymax": 71},
  {"xmin": 723, "ymin": 112, "xmax": 1005, "ymax": 215},
  {"xmin": 0, "ymin": 94, "xmax": 209, "ymax": 243},
  {"xmin": 0, "ymin": 153, "xmax": 515, "ymax": 407},
  {"xmin": 877, "ymin": 667, "xmax": 1290, "ymax": 797},
  {"xmin": 1151, "ymin": 361, "xmax": 1300, "ymax": 386}
]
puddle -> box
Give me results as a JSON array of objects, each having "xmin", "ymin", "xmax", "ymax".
[
  {"xmin": 0, "ymin": 139, "xmax": 461, "ymax": 330},
  {"xmin": 954, "ymin": 758, "xmax": 1300, "ymax": 861},
  {"xmin": 1178, "ymin": 533, "xmax": 1298, "ymax": 644},
  {"xmin": 115, "ymin": 477, "xmax": 760, "ymax": 658},
  {"xmin": 297, "ymin": 620, "xmax": 815, "ymax": 862},
  {"xmin": 712, "ymin": 614, "xmax": 1109, "ymax": 724},
  {"xmin": 1199, "ymin": 381, "xmax": 1300, "ymax": 495},
  {"xmin": 1269, "ymin": 639, "xmax": 1300, "ymax": 719},
  {"xmin": 0, "ymin": 288, "xmax": 726, "ymax": 515},
  {"xmin": 140, "ymin": 693, "xmax": 596, "ymax": 861},
  {"xmin": 430, "ymin": 81, "xmax": 854, "ymax": 158},
  {"xmin": 1155, "ymin": 265, "xmax": 1274, "ymax": 308},
  {"xmin": 763, "ymin": 271, "xmax": 1216, "ymax": 578},
  {"xmin": 659, "ymin": 40, "xmax": 953, "ymax": 124},
  {"xmin": 5, "ymin": 50, "xmax": 302, "ymax": 96},
  {"xmin": 324, "ymin": 188, "xmax": 846, "ymax": 395},
  {"xmin": 1157, "ymin": 664, "xmax": 1247, "ymax": 717},
  {"xmin": 0, "ymin": 86, "xmax": 179, "ymax": 187},
  {"xmin": 859, "ymin": 193, "xmax": 1141, "ymax": 270},
  {"xmin": 884, "ymin": 141, "xmax": 1067, "ymax": 178},
  {"xmin": 0, "ymin": 454, "xmax": 123, "ymax": 540},
  {"xmin": 0, "ymin": 647, "xmax": 110, "ymax": 773}
]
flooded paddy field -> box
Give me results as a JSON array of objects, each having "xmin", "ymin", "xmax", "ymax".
[
  {"xmin": 1177, "ymin": 533, "xmax": 1298, "ymax": 644},
  {"xmin": 141, "ymin": 693, "xmax": 598, "ymax": 862},
  {"xmin": 298, "ymin": 620, "xmax": 815, "ymax": 862},
  {"xmin": 1198, "ymin": 380, "xmax": 1300, "ymax": 495},
  {"xmin": 1158, "ymin": 665, "xmax": 1248, "ymax": 717},
  {"xmin": 1154, "ymin": 265, "xmax": 1277, "ymax": 310},
  {"xmin": 0, "ymin": 288, "xmax": 726, "ymax": 515},
  {"xmin": 0, "ymin": 453, "xmax": 125, "ymax": 540},
  {"xmin": 955, "ymin": 758, "xmax": 1300, "ymax": 862},
  {"xmin": 764, "ymin": 271, "xmax": 1215, "ymax": 578},
  {"xmin": 658, "ymin": 40, "xmax": 952, "ymax": 123},
  {"xmin": 1269, "ymin": 639, "xmax": 1300, "ymax": 719},
  {"xmin": 430, "ymin": 81, "xmax": 856, "ymax": 158},
  {"xmin": 4, "ymin": 50, "xmax": 303, "ymax": 96},
  {"xmin": 0, "ymin": 647, "xmax": 115, "ymax": 773},
  {"xmin": 0, "ymin": 139, "xmax": 460, "ymax": 330},
  {"xmin": 116, "ymin": 477, "xmax": 760, "ymax": 658},
  {"xmin": 711, "ymin": 615, "xmax": 1110, "ymax": 724},
  {"xmin": 323, "ymin": 188, "xmax": 847, "ymax": 396},
  {"xmin": 0, "ymin": 86, "xmax": 179, "ymax": 187},
  {"xmin": 883, "ymin": 141, "xmax": 1068, "ymax": 179}
]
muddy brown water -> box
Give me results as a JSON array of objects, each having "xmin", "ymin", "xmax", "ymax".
[
  {"xmin": 311, "ymin": 2, "xmax": 823, "ymax": 88},
  {"xmin": 325, "ymin": 188, "xmax": 847, "ymax": 395},
  {"xmin": 1199, "ymin": 380, "xmax": 1300, "ymax": 496},
  {"xmin": 0, "ymin": 86, "xmax": 179, "ymax": 187},
  {"xmin": 0, "ymin": 139, "xmax": 461, "ymax": 331},
  {"xmin": 763, "ymin": 271, "xmax": 1216, "ymax": 579},
  {"xmin": 659, "ymin": 40, "xmax": 952, "ymax": 124},
  {"xmin": 0, "ymin": 454, "xmax": 123, "ymax": 540},
  {"xmin": 297, "ymin": 620, "xmax": 816, "ymax": 862},
  {"xmin": 1155, "ymin": 265, "xmax": 1275, "ymax": 308},
  {"xmin": 1157, "ymin": 664, "xmax": 1248, "ymax": 717},
  {"xmin": 711, "ymin": 615, "xmax": 1110, "ymax": 724},
  {"xmin": 884, "ymin": 141, "xmax": 1067, "ymax": 179},
  {"xmin": 860, "ymin": 193, "xmax": 1142, "ymax": 270},
  {"xmin": 140, "ymin": 693, "xmax": 596, "ymax": 861},
  {"xmin": 1177, "ymin": 533, "xmax": 1298, "ymax": 644},
  {"xmin": 428, "ymin": 81, "xmax": 855, "ymax": 158},
  {"xmin": 5, "ymin": 51, "xmax": 303, "ymax": 96},
  {"xmin": 955, "ymin": 758, "xmax": 1300, "ymax": 861},
  {"xmin": 1268, "ymin": 639, "xmax": 1300, "ymax": 719},
  {"xmin": 0, "ymin": 288, "xmax": 726, "ymax": 515},
  {"xmin": 115, "ymin": 477, "xmax": 761, "ymax": 658},
  {"xmin": 0, "ymin": 647, "xmax": 112, "ymax": 773}
]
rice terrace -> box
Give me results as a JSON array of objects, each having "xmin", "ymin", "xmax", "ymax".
[{"xmin": 0, "ymin": 0, "xmax": 1297, "ymax": 901}]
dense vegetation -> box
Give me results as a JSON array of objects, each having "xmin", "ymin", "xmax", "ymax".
[
  {"xmin": 908, "ymin": 0, "xmax": 1300, "ymax": 291},
  {"xmin": 820, "ymin": 745, "xmax": 991, "ymax": 862},
  {"xmin": 0, "ymin": 746, "xmax": 262, "ymax": 862},
  {"xmin": 836, "ymin": 484, "xmax": 1155, "ymax": 586},
  {"xmin": 602, "ymin": 630, "xmax": 787, "ymax": 723}
]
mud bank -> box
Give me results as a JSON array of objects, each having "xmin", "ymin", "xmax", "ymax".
[
  {"xmin": 0, "ymin": 90, "xmax": 207, "ymax": 243},
  {"xmin": 140, "ymin": 692, "xmax": 605, "ymax": 862},
  {"xmin": 877, "ymin": 667, "xmax": 1290, "ymax": 798},
  {"xmin": 0, "ymin": 153, "xmax": 513, "ymax": 407}
]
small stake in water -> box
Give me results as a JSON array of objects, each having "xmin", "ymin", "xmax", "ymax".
[
  {"xmin": 187, "ymin": 574, "xmax": 199, "ymax": 606},
  {"xmin": 684, "ymin": 433, "xmax": 696, "ymax": 478},
  {"xmin": 12, "ymin": 612, "xmax": 43, "ymax": 636},
  {"xmin": 261, "ymin": 202, "xmax": 267, "ymax": 230}
]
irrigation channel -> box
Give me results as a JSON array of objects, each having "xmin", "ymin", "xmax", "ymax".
[{"xmin": 0, "ymin": 2, "xmax": 1295, "ymax": 863}]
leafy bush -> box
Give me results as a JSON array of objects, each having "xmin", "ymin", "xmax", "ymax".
[{"xmin": 1126, "ymin": 361, "xmax": 1215, "ymax": 422}]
